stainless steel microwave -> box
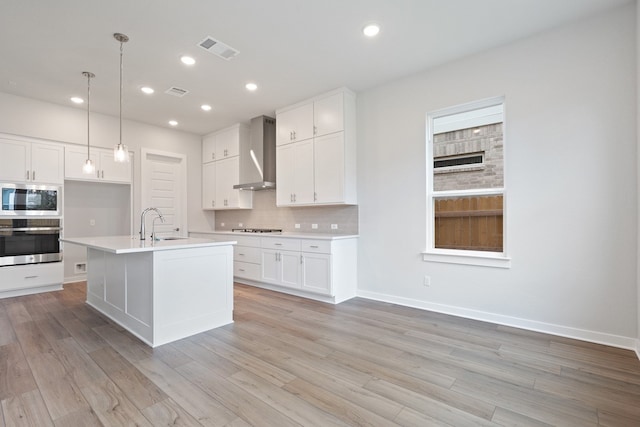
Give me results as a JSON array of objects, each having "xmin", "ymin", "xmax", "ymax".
[{"xmin": 1, "ymin": 183, "xmax": 61, "ymax": 216}]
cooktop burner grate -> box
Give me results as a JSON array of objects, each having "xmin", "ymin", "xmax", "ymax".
[{"xmin": 231, "ymin": 228, "xmax": 283, "ymax": 233}]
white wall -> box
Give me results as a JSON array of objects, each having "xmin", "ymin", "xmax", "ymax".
[
  {"xmin": 357, "ymin": 3, "xmax": 638, "ymax": 348},
  {"xmin": 637, "ymin": 0, "xmax": 640, "ymax": 357},
  {"xmin": 0, "ymin": 91, "xmax": 214, "ymax": 233}
]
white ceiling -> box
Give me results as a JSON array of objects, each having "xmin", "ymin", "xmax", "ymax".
[{"xmin": 0, "ymin": 0, "xmax": 631, "ymax": 136}]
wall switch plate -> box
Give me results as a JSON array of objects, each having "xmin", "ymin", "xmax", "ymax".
[
  {"xmin": 294, "ymin": 224, "xmax": 301, "ymax": 229},
  {"xmin": 311, "ymin": 224, "xmax": 318, "ymax": 229},
  {"xmin": 89, "ymin": 219, "xmax": 95, "ymax": 226},
  {"xmin": 423, "ymin": 276, "xmax": 431, "ymax": 287},
  {"xmin": 331, "ymin": 224, "xmax": 338, "ymax": 230}
]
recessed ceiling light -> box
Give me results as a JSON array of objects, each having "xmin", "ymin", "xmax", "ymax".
[
  {"xmin": 201, "ymin": 104, "xmax": 212, "ymax": 111},
  {"xmin": 245, "ymin": 82, "xmax": 258, "ymax": 91},
  {"xmin": 181, "ymin": 56, "xmax": 196, "ymax": 65},
  {"xmin": 168, "ymin": 120, "xmax": 178, "ymax": 126},
  {"xmin": 70, "ymin": 97, "xmax": 84, "ymax": 104},
  {"xmin": 141, "ymin": 86, "xmax": 154, "ymax": 94},
  {"xmin": 363, "ymin": 23, "xmax": 380, "ymax": 37}
]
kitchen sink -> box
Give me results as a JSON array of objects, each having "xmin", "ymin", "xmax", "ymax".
[{"xmin": 154, "ymin": 236, "xmax": 187, "ymax": 241}]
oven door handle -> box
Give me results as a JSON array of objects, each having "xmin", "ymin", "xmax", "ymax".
[{"xmin": 1, "ymin": 227, "xmax": 63, "ymax": 232}]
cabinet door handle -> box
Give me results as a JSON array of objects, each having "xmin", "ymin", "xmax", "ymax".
[
  {"xmin": 212, "ymin": 153, "xmax": 215, "ymax": 160},
  {"xmin": 274, "ymin": 243, "xmax": 282, "ymax": 246},
  {"xmin": 101, "ymin": 170, "xmax": 104, "ymax": 179},
  {"xmin": 32, "ymin": 171, "xmax": 35, "ymax": 181},
  {"xmin": 314, "ymin": 192, "xmax": 317, "ymax": 202},
  {"xmin": 300, "ymin": 254, "xmax": 304, "ymax": 264},
  {"xmin": 239, "ymin": 268, "xmax": 245, "ymax": 272},
  {"xmin": 238, "ymin": 253, "xmax": 245, "ymax": 256},
  {"xmin": 26, "ymin": 170, "xmax": 30, "ymax": 180},
  {"xmin": 310, "ymin": 245, "xmax": 319, "ymax": 248},
  {"xmin": 293, "ymin": 194, "xmax": 297, "ymax": 202},
  {"xmin": 24, "ymin": 275, "xmax": 38, "ymax": 279},
  {"xmin": 314, "ymin": 125, "xmax": 317, "ymax": 135},
  {"xmin": 212, "ymin": 200, "xmax": 215, "ymax": 207}
]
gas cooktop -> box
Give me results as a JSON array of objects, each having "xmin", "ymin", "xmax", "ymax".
[{"xmin": 231, "ymin": 228, "xmax": 282, "ymax": 233}]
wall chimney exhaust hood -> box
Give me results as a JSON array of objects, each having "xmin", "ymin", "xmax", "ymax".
[{"xmin": 233, "ymin": 116, "xmax": 276, "ymax": 190}]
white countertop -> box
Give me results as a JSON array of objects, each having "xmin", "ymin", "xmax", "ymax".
[
  {"xmin": 61, "ymin": 235, "xmax": 237, "ymax": 254},
  {"xmin": 190, "ymin": 230, "xmax": 358, "ymax": 240}
]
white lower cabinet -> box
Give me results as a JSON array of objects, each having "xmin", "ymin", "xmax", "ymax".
[
  {"xmin": 261, "ymin": 249, "xmax": 300, "ymax": 289},
  {"xmin": 232, "ymin": 235, "xmax": 261, "ymax": 281},
  {"xmin": 206, "ymin": 232, "xmax": 357, "ymax": 303},
  {"xmin": 0, "ymin": 262, "xmax": 63, "ymax": 298},
  {"xmin": 300, "ymin": 252, "xmax": 331, "ymax": 295}
]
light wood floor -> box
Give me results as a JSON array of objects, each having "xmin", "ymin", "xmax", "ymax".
[{"xmin": 1, "ymin": 282, "xmax": 639, "ymax": 426}]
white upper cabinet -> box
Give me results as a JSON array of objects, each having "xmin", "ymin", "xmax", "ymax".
[
  {"xmin": 0, "ymin": 138, "xmax": 63, "ymax": 184},
  {"xmin": 201, "ymin": 123, "xmax": 252, "ymax": 210},
  {"xmin": 275, "ymin": 88, "xmax": 357, "ymax": 207},
  {"xmin": 313, "ymin": 133, "xmax": 345, "ymax": 204},
  {"xmin": 314, "ymin": 92, "xmax": 344, "ymax": 137},
  {"xmin": 276, "ymin": 102, "xmax": 314, "ymax": 146},
  {"xmin": 64, "ymin": 145, "xmax": 131, "ymax": 183},
  {"xmin": 276, "ymin": 139, "xmax": 315, "ymax": 206},
  {"xmin": 202, "ymin": 124, "xmax": 245, "ymax": 162}
]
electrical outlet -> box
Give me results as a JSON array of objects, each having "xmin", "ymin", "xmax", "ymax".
[
  {"xmin": 423, "ymin": 276, "xmax": 431, "ymax": 287},
  {"xmin": 74, "ymin": 262, "xmax": 87, "ymax": 274},
  {"xmin": 238, "ymin": 223, "xmax": 243, "ymax": 227},
  {"xmin": 220, "ymin": 222, "xmax": 225, "ymax": 227},
  {"xmin": 331, "ymin": 224, "xmax": 338, "ymax": 230},
  {"xmin": 311, "ymin": 224, "xmax": 318, "ymax": 229},
  {"xmin": 294, "ymin": 224, "xmax": 301, "ymax": 229},
  {"xmin": 89, "ymin": 219, "xmax": 95, "ymax": 226}
]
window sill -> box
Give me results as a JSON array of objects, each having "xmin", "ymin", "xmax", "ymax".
[{"xmin": 422, "ymin": 249, "xmax": 511, "ymax": 269}]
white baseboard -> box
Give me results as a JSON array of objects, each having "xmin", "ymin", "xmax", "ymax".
[
  {"xmin": 357, "ymin": 289, "xmax": 639, "ymax": 355},
  {"xmin": 64, "ymin": 274, "xmax": 87, "ymax": 284}
]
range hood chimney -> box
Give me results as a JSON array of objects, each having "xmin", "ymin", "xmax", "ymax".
[{"xmin": 233, "ymin": 116, "xmax": 276, "ymax": 191}]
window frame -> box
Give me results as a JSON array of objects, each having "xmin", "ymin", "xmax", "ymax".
[{"xmin": 423, "ymin": 96, "xmax": 510, "ymax": 268}]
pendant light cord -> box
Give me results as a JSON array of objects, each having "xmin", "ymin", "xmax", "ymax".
[
  {"xmin": 119, "ymin": 39, "xmax": 123, "ymax": 148},
  {"xmin": 87, "ymin": 72, "xmax": 91, "ymax": 158}
]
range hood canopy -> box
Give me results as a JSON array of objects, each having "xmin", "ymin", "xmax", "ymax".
[{"xmin": 233, "ymin": 116, "xmax": 276, "ymax": 191}]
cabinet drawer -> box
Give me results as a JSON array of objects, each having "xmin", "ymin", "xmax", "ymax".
[
  {"xmin": 301, "ymin": 240, "xmax": 332, "ymax": 254},
  {"xmin": 234, "ymin": 246, "xmax": 261, "ymax": 264},
  {"xmin": 234, "ymin": 261, "xmax": 261, "ymax": 281},
  {"xmin": 0, "ymin": 262, "xmax": 63, "ymax": 292},
  {"xmin": 261, "ymin": 237, "xmax": 300, "ymax": 251}
]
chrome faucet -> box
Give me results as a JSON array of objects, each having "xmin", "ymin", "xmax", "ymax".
[{"xmin": 139, "ymin": 207, "xmax": 164, "ymax": 240}]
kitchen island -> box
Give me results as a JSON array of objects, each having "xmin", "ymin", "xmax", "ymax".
[{"xmin": 61, "ymin": 236, "xmax": 236, "ymax": 347}]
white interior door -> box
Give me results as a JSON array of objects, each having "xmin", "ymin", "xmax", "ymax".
[{"xmin": 141, "ymin": 148, "xmax": 187, "ymax": 238}]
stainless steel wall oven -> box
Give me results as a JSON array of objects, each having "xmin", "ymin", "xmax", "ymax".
[{"xmin": 0, "ymin": 218, "xmax": 62, "ymax": 266}]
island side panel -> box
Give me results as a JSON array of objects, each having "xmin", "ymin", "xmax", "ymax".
[
  {"xmin": 86, "ymin": 248, "xmax": 155, "ymax": 345},
  {"xmin": 152, "ymin": 245, "xmax": 234, "ymax": 346}
]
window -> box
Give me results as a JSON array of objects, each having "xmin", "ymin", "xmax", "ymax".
[{"xmin": 424, "ymin": 97, "xmax": 510, "ymax": 268}]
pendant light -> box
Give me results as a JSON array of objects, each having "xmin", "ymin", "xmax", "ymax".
[
  {"xmin": 82, "ymin": 71, "xmax": 96, "ymax": 174},
  {"xmin": 113, "ymin": 32, "xmax": 130, "ymax": 163}
]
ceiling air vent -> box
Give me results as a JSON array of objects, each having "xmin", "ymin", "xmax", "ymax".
[
  {"xmin": 165, "ymin": 87, "xmax": 189, "ymax": 97},
  {"xmin": 198, "ymin": 36, "xmax": 239, "ymax": 60}
]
